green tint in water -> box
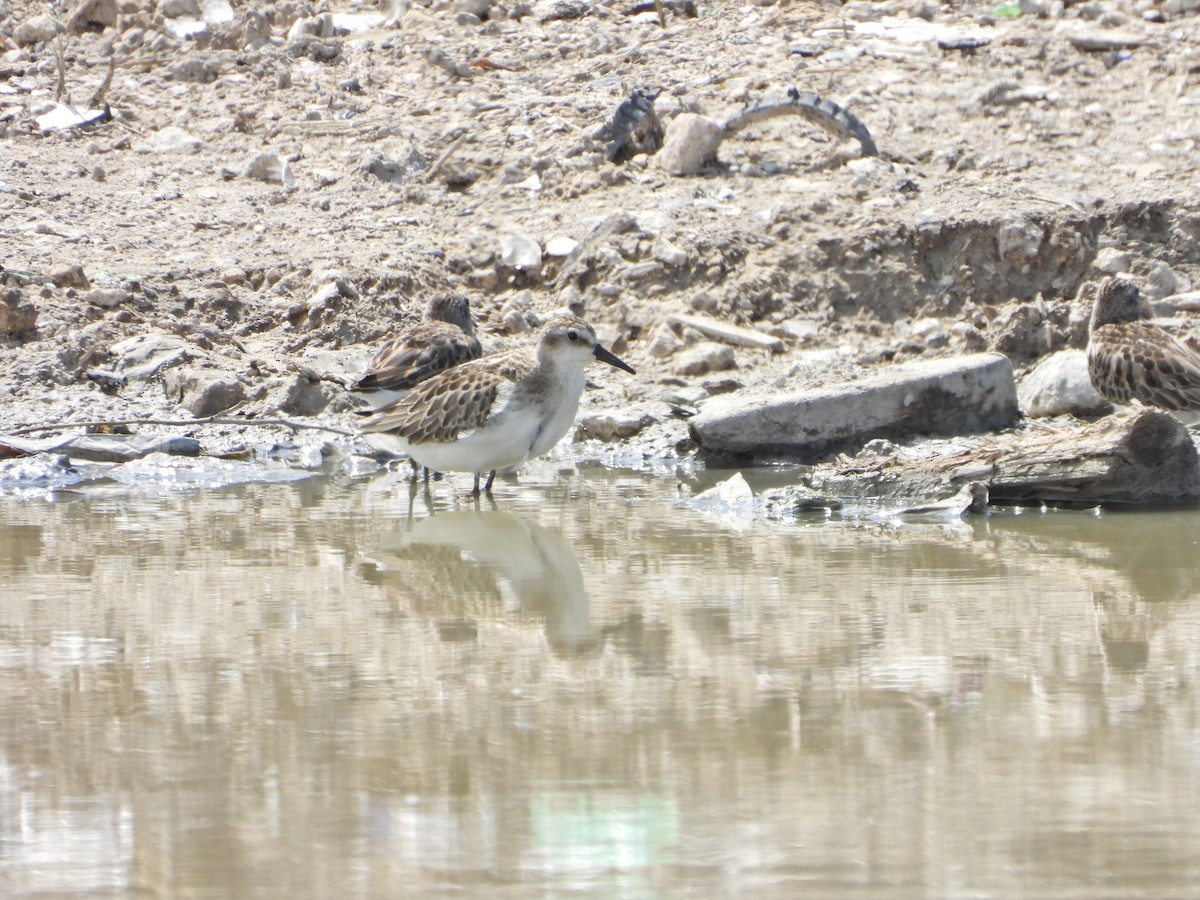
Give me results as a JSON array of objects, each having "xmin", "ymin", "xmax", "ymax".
[{"xmin": 1, "ymin": 469, "xmax": 1200, "ymax": 897}]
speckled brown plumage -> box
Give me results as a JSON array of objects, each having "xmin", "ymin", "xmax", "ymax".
[
  {"xmin": 351, "ymin": 293, "xmax": 481, "ymax": 394},
  {"xmin": 357, "ymin": 348, "xmax": 532, "ymax": 444},
  {"xmin": 1087, "ymin": 276, "xmax": 1200, "ymax": 413},
  {"xmin": 357, "ymin": 315, "xmax": 635, "ymax": 495}
]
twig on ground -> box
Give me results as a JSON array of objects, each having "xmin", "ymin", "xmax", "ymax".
[
  {"xmin": 424, "ymin": 131, "xmax": 470, "ymax": 183},
  {"xmin": 54, "ymin": 34, "xmax": 68, "ymax": 103},
  {"xmin": 89, "ymin": 54, "xmax": 117, "ymax": 108},
  {"xmin": 7, "ymin": 415, "xmax": 358, "ymax": 438}
]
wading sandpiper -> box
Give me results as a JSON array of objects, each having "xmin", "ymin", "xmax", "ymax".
[
  {"xmin": 351, "ymin": 292, "xmax": 482, "ymax": 408},
  {"xmin": 358, "ymin": 315, "xmax": 635, "ymax": 495},
  {"xmin": 1087, "ymin": 276, "xmax": 1200, "ymax": 424}
]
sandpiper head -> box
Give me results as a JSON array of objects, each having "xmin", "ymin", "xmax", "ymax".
[
  {"xmin": 1090, "ymin": 277, "xmax": 1149, "ymax": 333},
  {"xmin": 538, "ymin": 315, "xmax": 636, "ymax": 374},
  {"xmin": 425, "ymin": 292, "xmax": 476, "ymax": 334}
]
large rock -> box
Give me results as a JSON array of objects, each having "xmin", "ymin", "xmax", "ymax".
[
  {"xmin": 658, "ymin": 113, "xmax": 723, "ymax": 176},
  {"xmin": 163, "ymin": 367, "xmax": 247, "ymax": 417},
  {"xmin": 0, "ymin": 289, "xmax": 36, "ymax": 337},
  {"xmin": 690, "ymin": 352, "xmax": 1020, "ymax": 463},
  {"xmin": 1018, "ymin": 349, "xmax": 1111, "ymax": 418}
]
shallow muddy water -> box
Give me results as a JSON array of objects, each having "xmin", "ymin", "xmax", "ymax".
[{"xmin": 2, "ymin": 460, "xmax": 1200, "ymax": 898}]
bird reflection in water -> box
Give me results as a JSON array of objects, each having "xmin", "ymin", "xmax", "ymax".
[{"xmin": 360, "ymin": 508, "xmax": 601, "ymax": 656}]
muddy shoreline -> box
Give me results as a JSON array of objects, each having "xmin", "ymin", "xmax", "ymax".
[{"xmin": 3, "ymin": 0, "xmax": 1200, "ymax": 491}]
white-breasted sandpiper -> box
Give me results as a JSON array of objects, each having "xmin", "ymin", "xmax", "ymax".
[{"xmin": 358, "ymin": 315, "xmax": 635, "ymax": 495}]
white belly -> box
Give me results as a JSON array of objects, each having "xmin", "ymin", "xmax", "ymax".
[{"xmin": 409, "ymin": 371, "xmax": 586, "ymax": 474}]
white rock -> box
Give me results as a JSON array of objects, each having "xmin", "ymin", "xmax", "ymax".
[
  {"xmin": 690, "ymin": 353, "xmax": 1020, "ymax": 462},
  {"xmin": 652, "ymin": 238, "xmax": 688, "ymax": 268},
  {"xmin": 143, "ymin": 126, "xmax": 203, "ymax": 154},
  {"xmin": 575, "ymin": 402, "xmax": 660, "ymax": 441},
  {"xmin": 658, "ymin": 114, "xmax": 723, "ymax": 176},
  {"xmin": 647, "ymin": 322, "xmax": 684, "ymax": 358},
  {"xmin": 997, "ymin": 217, "xmax": 1045, "ymax": 263},
  {"xmin": 111, "ymin": 333, "xmax": 196, "ymax": 379},
  {"xmin": 85, "ymin": 287, "xmax": 129, "ymax": 307},
  {"xmin": 500, "ymin": 232, "xmax": 542, "ymax": 271},
  {"xmin": 1017, "ymin": 349, "xmax": 1110, "ymax": 417},
  {"xmin": 1093, "ymin": 247, "xmax": 1132, "ymax": 274},
  {"xmin": 1145, "ymin": 261, "xmax": 1191, "ymax": 299},
  {"xmin": 676, "ymin": 342, "xmax": 737, "ymax": 376},
  {"xmin": 160, "ymin": 0, "xmax": 201, "ymax": 16},
  {"xmin": 545, "ymin": 236, "xmax": 579, "ymax": 257},
  {"xmin": 244, "ymin": 151, "xmax": 295, "ymax": 187},
  {"xmin": 14, "ymin": 14, "xmax": 65, "ymax": 46}
]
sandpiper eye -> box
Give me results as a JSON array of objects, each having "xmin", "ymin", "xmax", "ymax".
[{"xmin": 567, "ymin": 330, "xmax": 578, "ymax": 342}]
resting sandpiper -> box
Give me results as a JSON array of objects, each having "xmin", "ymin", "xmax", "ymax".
[
  {"xmin": 351, "ymin": 292, "xmax": 481, "ymax": 408},
  {"xmin": 1087, "ymin": 275, "xmax": 1200, "ymax": 423},
  {"xmin": 357, "ymin": 315, "xmax": 635, "ymax": 495}
]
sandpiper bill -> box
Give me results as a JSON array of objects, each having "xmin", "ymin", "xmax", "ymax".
[
  {"xmin": 350, "ymin": 292, "xmax": 481, "ymax": 408},
  {"xmin": 358, "ymin": 315, "xmax": 635, "ymax": 495},
  {"xmin": 1087, "ymin": 275, "xmax": 1200, "ymax": 424}
]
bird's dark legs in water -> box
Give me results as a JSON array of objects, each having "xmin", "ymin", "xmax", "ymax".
[{"xmin": 469, "ymin": 470, "xmax": 499, "ymax": 496}]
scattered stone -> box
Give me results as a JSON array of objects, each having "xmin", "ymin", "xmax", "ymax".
[
  {"xmin": 287, "ymin": 35, "xmax": 342, "ymax": 62},
  {"xmin": 161, "ymin": 0, "xmax": 202, "ymax": 16},
  {"xmin": 50, "ymin": 263, "xmax": 89, "ymax": 289},
  {"xmin": 1144, "ymin": 261, "xmax": 1190, "ymax": 299},
  {"xmin": 575, "ymin": 402, "xmax": 660, "ymax": 441},
  {"xmin": 500, "ymin": 232, "xmax": 542, "ymax": 271},
  {"xmin": 421, "ymin": 45, "xmax": 471, "ymax": 79},
  {"xmin": 0, "ymin": 289, "xmax": 36, "ymax": 337},
  {"xmin": 1093, "ymin": 247, "xmax": 1132, "ymax": 274},
  {"xmin": 676, "ymin": 342, "xmax": 737, "ymax": 376},
  {"xmin": 690, "ymin": 353, "xmax": 1020, "ymax": 463},
  {"xmin": 68, "ymin": 0, "xmax": 118, "ymax": 32},
  {"xmin": 167, "ymin": 57, "xmax": 219, "ymax": 83},
  {"xmin": 658, "ymin": 113, "xmax": 723, "ymax": 176},
  {"xmin": 652, "ymin": 238, "xmax": 688, "ymax": 268},
  {"xmin": 668, "ymin": 312, "xmax": 784, "ymax": 352},
  {"xmin": 111, "ymin": 333, "xmax": 197, "ymax": 380},
  {"xmin": 85, "ymin": 287, "xmax": 129, "ymax": 308},
  {"xmin": 163, "ymin": 367, "xmax": 248, "ymax": 417},
  {"xmin": 647, "ymin": 322, "xmax": 685, "ymax": 358},
  {"xmin": 244, "ymin": 151, "xmax": 295, "ymax": 187},
  {"xmin": 14, "ymin": 13, "xmax": 65, "ymax": 46},
  {"xmin": 988, "ymin": 302, "xmax": 1065, "ymax": 362},
  {"xmin": 1066, "ymin": 28, "xmax": 1147, "ymax": 52},
  {"xmin": 1018, "ymin": 349, "xmax": 1111, "ymax": 417},
  {"xmin": 276, "ymin": 374, "xmax": 332, "ymax": 416},
  {"xmin": 143, "ymin": 126, "xmax": 203, "ymax": 154}
]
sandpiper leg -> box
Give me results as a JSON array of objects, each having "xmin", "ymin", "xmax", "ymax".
[
  {"xmin": 471, "ymin": 472, "xmax": 482, "ymax": 496},
  {"xmin": 483, "ymin": 470, "xmax": 497, "ymax": 494},
  {"xmin": 407, "ymin": 458, "xmax": 420, "ymax": 481}
]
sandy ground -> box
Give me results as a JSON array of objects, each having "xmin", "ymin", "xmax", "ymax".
[{"xmin": 2, "ymin": 0, "xmax": 1199, "ymax": 463}]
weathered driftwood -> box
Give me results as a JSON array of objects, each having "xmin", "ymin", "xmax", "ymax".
[
  {"xmin": 0, "ymin": 432, "xmax": 202, "ymax": 463},
  {"xmin": 667, "ymin": 313, "xmax": 784, "ymax": 353},
  {"xmin": 807, "ymin": 409, "xmax": 1200, "ymax": 508}
]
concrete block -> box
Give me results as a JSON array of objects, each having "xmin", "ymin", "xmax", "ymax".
[{"xmin": 689, "ymin": 352, "xmax": 1020, "ymax": 462}]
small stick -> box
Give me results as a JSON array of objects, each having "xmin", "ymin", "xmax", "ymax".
[
  {"xmin": 7, "ymin": 415, "xmax": 358, "ymax": 438},
  {"xmin": 424, "ymin": 131, "xmax": 470, "ymax": 183},
  {"xmin": 88, "ymin": 54, "xmax": 117, "ymax": 108},
  {"xmin": 54, "ymin": 34, "xmax": 68, "ymax": 103}
]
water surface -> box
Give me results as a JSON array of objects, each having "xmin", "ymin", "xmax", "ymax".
[{"xmin": 2, "ymin": 463, "xmax": 1200, "ymax": 897}]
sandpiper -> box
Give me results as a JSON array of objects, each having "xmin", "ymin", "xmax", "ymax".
[
  {"xmin": 1087, "ymin": 276, "xmax": 1200, "ymax": 423},
  {"xmin": 350, "ymin": 292, "xmax": 481, "ymax": 408},
  {"xmin": 357, "ymin": 315, "xmax": 635, "ymax": 495}
]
